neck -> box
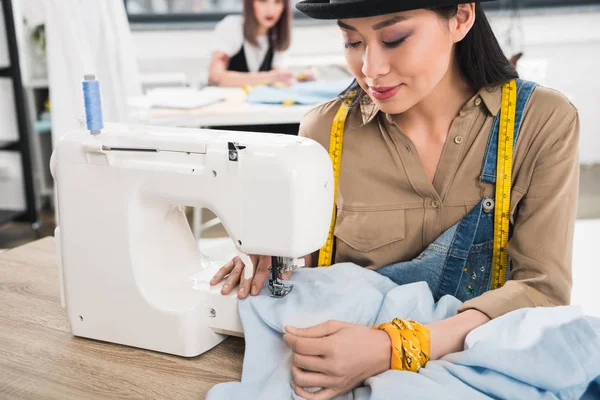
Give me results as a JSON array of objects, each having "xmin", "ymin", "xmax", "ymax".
[
  {"xmin": 391, "ymin": 60, "xmax": 474, "ymax": 141},
  {"xmin": 257, "ymin": 26, "xmax": 269, "ymax": 37}
]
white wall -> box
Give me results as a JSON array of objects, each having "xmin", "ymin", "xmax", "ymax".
[{"xmin": 132, "ymin": 6, "xmax": 600, "ymax": 165}]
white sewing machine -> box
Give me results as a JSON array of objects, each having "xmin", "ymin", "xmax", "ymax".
[{"xmin": 50, "ymin": 121, "xmax": 333, "ymax": 357}]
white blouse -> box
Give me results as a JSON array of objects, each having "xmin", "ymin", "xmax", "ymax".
[{"xmin": 210, "ymin": 15, "xmax": 288, "ymax": 72}]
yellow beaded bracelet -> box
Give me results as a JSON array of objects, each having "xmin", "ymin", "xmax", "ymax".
[{"xmin": 373, "ymin": 318, "xmax": 430, "ymax": 372}]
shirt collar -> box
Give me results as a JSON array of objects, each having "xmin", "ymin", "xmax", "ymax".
[
  {"xmin": 478, "ymin": 84, "xmax": 502, "ymax": 117},
  {"xmin": 358, "ymin": 84, "xmax": 503, "ymax": 125}
]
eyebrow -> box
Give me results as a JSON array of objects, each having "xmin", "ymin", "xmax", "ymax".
[
  {"xmin": 337, "ymin": 16, "xmax": 408, "ymax": 32},
  {"xmin": 372, "ymin": 16, "xmax": 407, "ymax": 30},
  {"xmin": 337, "ymin": 20, "xmax": 356, "ymax": 31}
]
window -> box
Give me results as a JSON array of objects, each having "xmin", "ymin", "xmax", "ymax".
[
  {"xmin": 124, "ymin": 0, "xmax": 600, "ymax": 24},
  {"xmin": 125, "ymin": 0, "xmax": 244, "ymax": 18},
  {"xmin": 124, "ymin": 0, "xmax": 304, "ymax": 23}
]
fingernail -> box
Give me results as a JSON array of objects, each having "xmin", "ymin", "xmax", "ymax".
[
  {"xmin": 222, "ymin": 284, "xmax": 228, "ymax": 293},
  {"xmin": 238, "ymin": 288, "xmax": 245, "ymax": 296},
  {"xmin": 251, "ymin": 286, "xmax": 257, "ymax": 295}
]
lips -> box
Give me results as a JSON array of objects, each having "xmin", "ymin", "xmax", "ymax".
[{"xmin": 369, "ymin": 84, "xmax": 403, "ymax": 101}]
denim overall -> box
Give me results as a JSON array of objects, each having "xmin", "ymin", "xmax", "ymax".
[{"xmin": 377, "ymin": 79, "xmax": 537, "ymax": 302}]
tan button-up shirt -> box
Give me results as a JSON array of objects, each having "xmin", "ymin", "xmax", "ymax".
[{"xmin": 299, "ymin": 84, "xmax": 580, "ymax": 319}]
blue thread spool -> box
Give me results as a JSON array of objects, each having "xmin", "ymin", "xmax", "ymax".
[{"xmin": 82, "ymin": 74, "xmax": 104, "ymax": 135}]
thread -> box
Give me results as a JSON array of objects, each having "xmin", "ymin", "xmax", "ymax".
[{"xmin": 82, "ymin": 74, "xmax": 104, "ymax": 135}]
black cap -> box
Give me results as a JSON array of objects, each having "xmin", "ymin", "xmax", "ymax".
[{"xmin": 296, "ymin": 0, "xmax": 496, "ymax": 20}]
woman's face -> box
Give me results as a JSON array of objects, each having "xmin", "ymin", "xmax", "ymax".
[
  {"xmin": 253, "ymin": 0, "xmax": 285, "ymax": 31},
  {"xmin": 339, "ymin": 9, "xmax": 460, "ymax": 114}
]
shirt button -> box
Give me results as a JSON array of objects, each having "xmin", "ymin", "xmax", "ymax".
[
  {"xmin": 454, "ymin": 136, "xmax": 463, "ymax": 144},
  {"xmin": 475, "ymin": 97, "xmax": 482, "ymax": 106},
  {"xmin": 459, "ymin": 111, "xmax": 466, "ymax": 117},
  {"xmin": 431, "ymin": 200, "xmax": 440, "ymax": 209}
]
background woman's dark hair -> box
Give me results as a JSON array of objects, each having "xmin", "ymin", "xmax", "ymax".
[
  {"xmin": 340, "ymin": 2, "xmax": 518, "ymax": 106},
  {"xmin": 243, "ymin": 0, "xmax": 292, "ymax": 52}
]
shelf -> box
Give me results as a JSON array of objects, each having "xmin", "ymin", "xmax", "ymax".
[
  {"xmin": 1, "ymin": 0, "xmax": 38, "ymax": 226},
  {"xmin": 0, "ymin": 141, "xmax": 20, "ymax": 151},
  {"xmin": 0, "ymin": 210, "xmax": 24, "ymax": 226}
]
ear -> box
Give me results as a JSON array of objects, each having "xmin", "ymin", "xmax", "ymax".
[{"xmin": 450, "ymin": 3, "xmax": 476, "ymax": 43}]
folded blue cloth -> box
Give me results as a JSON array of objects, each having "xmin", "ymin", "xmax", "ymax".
[
  {"xmin": 206, "ymin": 263, "xmax": 600, "ymax": 400},
  {"xmin": 246, "ymin": 79, "xmax": 353, "ymax": 105}
]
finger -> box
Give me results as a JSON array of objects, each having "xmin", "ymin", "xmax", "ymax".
[
  {"xmin": 292, "ymin": 353, "xmax": 328, "ymax": 374},
  {"xmin": 284, "ymin": 335, "xmax": 329, "ymax": 356},
  {"xmin": 285, "ymin": 321, "xmax": 343, "ymax": 338},
  {"xmin": 291, "ymin": 365, "xmax": 331, "ymax": 389},
  {"xmin": 292, "ymin": 382, "xmax": 338, "ymax": 400},
  {"xmin": 210, "ymin": 260, "xmax": 235, "ymax": 286},
  {"xmin": 221, "ymin": 258, "xmax": 244, "ymax": 295},
  {"xmin": 238, "ymin": 269, "xmax": 252, "ymax": 299},
  {"xmin": 251, "ymin": 256, "xmax": 271, "ymax": 296},
  {"xmin": 238, "ymin": 256, "xmax": 258, "ymax": 298}
]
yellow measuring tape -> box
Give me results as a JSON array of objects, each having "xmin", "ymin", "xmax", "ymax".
[
  {"xmin": 491, "ymin": 78, "xmax": 517, "ymax": 290},
  {"xmin": 317, "ymin": 92, "xmax": 355, "ymax": 267},
  {"xmin": 319, "ymin": 80, "xmax": 517, "ymax": 290}
]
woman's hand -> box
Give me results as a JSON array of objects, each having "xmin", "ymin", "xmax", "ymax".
[
  {"xmin": 296, "ymin": 66, "xmax": 318, "ymax": 82},
  {"xmin": 284, "ymin": 321, "xmax": 391, "ymax": 400},
  {"xmin": 283, "ymin": 310, "xmax": 491, "ymax": 399},
  {"xmin": 210, "ymin": 252, "xmax": 315, "ymax": 299},
  {"xmin": 269, "ymin": 69, "xmax": 295, "ymax": 86},
  {"xmin": 210, "ymin": 255, "xmax": 273, "ymax": 299}
]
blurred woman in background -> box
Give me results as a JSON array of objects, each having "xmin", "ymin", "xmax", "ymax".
[{"xmin": 208, "ymin": 0, "xmax": 315, "ymax": 87}]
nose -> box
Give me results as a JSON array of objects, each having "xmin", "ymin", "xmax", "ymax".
[{"xmin": 361, "ymin": 44, "xmax": 390, "ymax": 81}]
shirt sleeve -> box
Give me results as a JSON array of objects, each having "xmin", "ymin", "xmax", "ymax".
[
  {"xmin": 210, "ymin": 15, "xmax": 244, "ymax": 57},
  {"xmin": 457, "ymin": 99, "xmax": 580, "ymax": 319}
]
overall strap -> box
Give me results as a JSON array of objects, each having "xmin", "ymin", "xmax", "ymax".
[
  {"xmin": 480, "ymin": 79, "xmax": 537, "ymax": 184},
  {"xmin": 482, "ymin": 78, "xmax": 537, "ymax": 289}
]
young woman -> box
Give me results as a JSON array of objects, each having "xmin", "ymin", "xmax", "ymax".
[
  {"xmin": 208, "ymin": 0, "xmax": 315, "ymax": 87},
  {"xmin": 211, "ymin": 1, "xmax": 579, "ymax": 398}
]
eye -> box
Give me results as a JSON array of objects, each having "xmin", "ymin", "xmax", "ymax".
[
  {"xmin": 344, "ymin": 41, "xmax": 361, "ymax": 49},
  {"xmin": 383, "ymin": 36, "xmax": 408, "ymax": 49}
]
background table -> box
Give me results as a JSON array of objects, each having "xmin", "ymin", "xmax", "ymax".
[
  {"xmin": 0, "ymin": 237, "xmax": 244, "ymax": 399},
  {"xmin": 147, "ymin": 92, "xmax": 313, "ymax": 128},
  {"xmin": 129, "ymin": 86, "xmax": 313, "ymax": 130}
]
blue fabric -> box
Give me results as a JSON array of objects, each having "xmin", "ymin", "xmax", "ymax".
[
  {"xmin": 246, "ymin": 78, "xmax": 353, "ymax": 105},
  {"xmin": 206, "ymin": 264, "xmax": 600, "ymax": 400}
]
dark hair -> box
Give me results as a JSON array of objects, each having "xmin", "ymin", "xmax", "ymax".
[
  {"xmin": 243, "ymin": 0, "xmax": 292, "ymax": 52},
  {"xmin": 340, "ymin": 2, "xmax": 518, "ymax": 106}
]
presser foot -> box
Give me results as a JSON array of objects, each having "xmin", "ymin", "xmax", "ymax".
[
  {"xmin": 267, "ymin": 257, "xmax": 298, "ymax": 298},
  {"xmin": 268, "ymin": 279, "xmax": 294, "ymax": 298}
]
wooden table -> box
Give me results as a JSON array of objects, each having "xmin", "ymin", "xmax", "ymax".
[{"xmin": 0, "ymin": 238, "xmax": 244, "ymax": 399}]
